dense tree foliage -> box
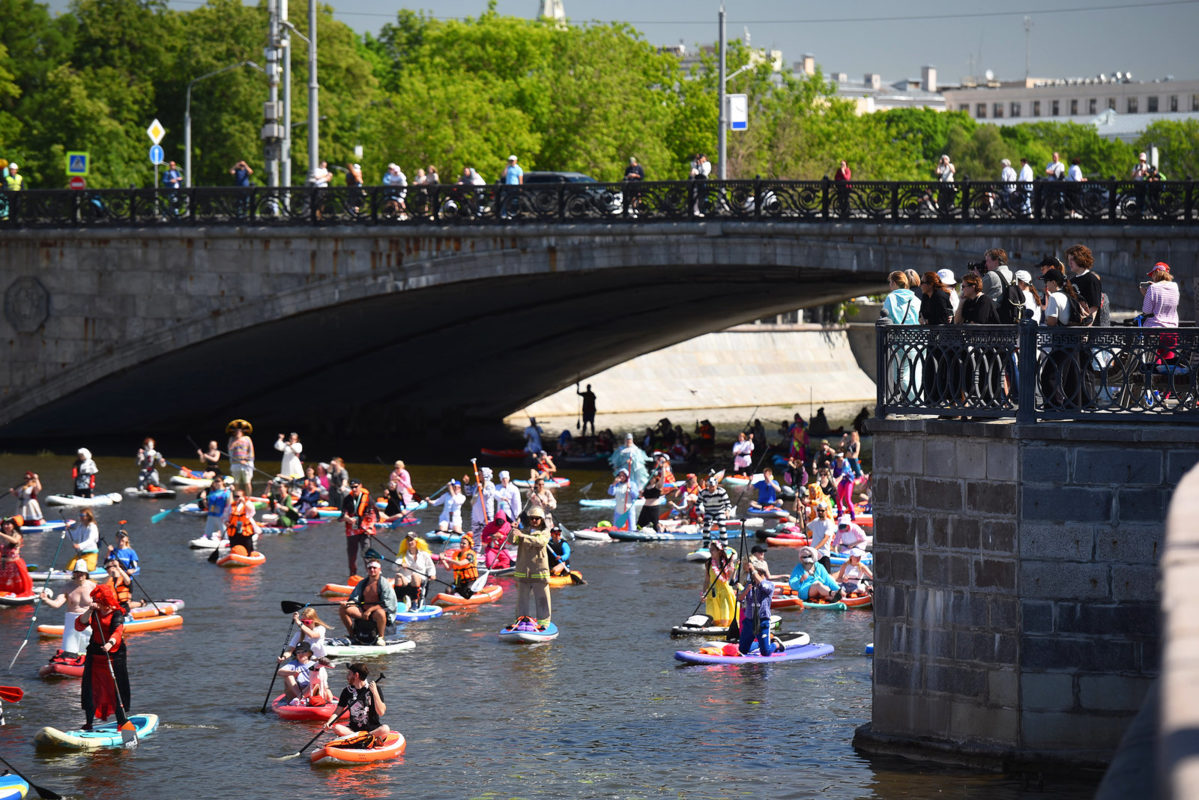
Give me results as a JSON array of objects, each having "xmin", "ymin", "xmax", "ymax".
[{"xmin": 0, "ymin": 1, "xmax": 1193, "ymax": 188}]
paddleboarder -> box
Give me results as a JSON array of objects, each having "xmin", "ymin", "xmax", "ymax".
[
  {"xmin": 0, "ymin": 517, "xmax": 32, "ymax": 599},
  {"xmin": 71, "ymin": 448, "xmax": 98, "ymax": 498},
  {"xmin": 202, "ymin": 476, "xmax": 231, "ymax": 545},
  {"xmin": 338, "ymin": 559, "xmax": 396, "ymax": 646},
  {"xmin": 340, "ymin": 479, "xmax": 376, "ymax": 578},
  {"xmin": 10, "ymin": 472, "xmax": 43, "ymax": 525},
  {"xmin": 440, "ymin": 533, "xmax": 478, "ymax": 599},
  {"xmin": 135, "ymin": 438, "xmax": 167, "ymax": 490},
  {"xmin": 547, "ymin": 524, "xmax": 572, "ymax": 576},
  {"xmin": 510, "ymin": 507, "xmax": 551, "ymax": 629},
  {"xmin": 323, "ymin": 663, "xmax": 389, "ymax": 745},
  {"xmin": 66, "ymin": 509, "xmax": 100, "ymax": 573},
  {"xmin": 40, "ymin": 567, "xmax": 96, "ymax": 662},
  {"xmin": 737, "ymin": 563, "xmax": 777, "ymax": 656},
  {"xmin": 75, "ymin": 584, "xmax": 130, "ymax": 730}
]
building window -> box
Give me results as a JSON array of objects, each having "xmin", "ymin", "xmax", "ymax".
[
  {"xmin": 960, "ymin": 103, "xmax": 970, "ymax": 112},
  {"xmin": 1108, "ymin": 97, "xmax": 1117, "ymax": 110},
  {"xmin": 1127, "ymin": 97, "xmax": 1138, "ymax": 113},
  {"xmin": 1033, "ymin": 100, "xmax": 1041, "ymax": 117},
  {"xmin": 1010, "ymin": 101, "xmax": 1021, "ymax": 117},
  {"xmin": 1051, "ymin": 99, "xmax": 1060, "ymax": 116},
  {"xmin": 976, "ymin": 103, "xmax": 987, "ymax": 118},
  {"xmin": 1170, "ymin": 95, "xmax": 1178, "ymax": 112},
  {"xmin": 993, "ymin": 102, "xmax": 1004, "ymax": 118},
  {"xmin": 1147, "ymin": 95, "xmax": 1158, "ymax": 113},
  {"xmin": 1192, "ymin": 94, "xmax": 1198, "ymax": 111},
  {"xmin": 1089, "ymin": 98, "xmax": 1098, "ymax": 114},
  {"xmin": 1070, "ymin": 99, "xmax": 1078, "ymax": 115}
]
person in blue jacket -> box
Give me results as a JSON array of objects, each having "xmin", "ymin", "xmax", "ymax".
[{"xmin": 789, "ymin": 546, "xmax": 842, "ymax": 602}]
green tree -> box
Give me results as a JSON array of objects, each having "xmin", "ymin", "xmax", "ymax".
[{"xmin": 1137, "ymin": 119, "xmax": 1199, "ymax": 180}]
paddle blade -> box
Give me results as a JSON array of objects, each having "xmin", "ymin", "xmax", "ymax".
[
  {"xmin": 0, "ymin": 685, "xmax": 25, "ymax": 702},
  {"xmin": 150, "ymin": 506, "xmax": 177, "ymax": 524},
  {"xmin": 469, "ymin": 570, "xmax": 490, "ymax": 593},
  {"xmin": 120, "ymin": 719, "xmax": 138, "ymax": 749},
  {"xmin": 7, "ymin": 640, "xmax": 28, "ymax": 671},
  {"xmin": 578, "ymin": 482, "xmax": 594, "ymax": 496},
  {"xmin": 281, "ymin": 601, "xmax": 311, "ymax": 614},
  {"xmin": 569, "ymin": 571, "xmax": 586, "ymax": 585}
]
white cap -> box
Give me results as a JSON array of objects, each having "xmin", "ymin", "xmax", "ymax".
[
  {"xmin": 498, "ymin": 470, "xmax": 510, "ymax": 480},
  {"xmin": 481, "ymin": 467, "xmax": 493, "ymax": 480},
  {"xmin": 508, "ymin": 155, "xmax": 518, "ymax": 161},
  {"xmin": 1139, "ymin": 152, "xmax": 1147, "ymax": 160},
  {"xmin": 850, "ymin": 547, "xmax": 866, "ymax": 557},
  {"xmin": 388, "ymin": 163, "xmax": 399, "ymax": 170},
  {"xmin": 8, "ymin": 163, "xmax": 16, "ymax": 169},
  {"xmin": 1013, "ymin": 269, "xmax": 1032, "ymax": 284},
  {"xmin": 838, "ymin": 514, "xmax": 852, "ymax": 526},
  {"xmin": 1000, "ymin": 158, "xmax": 1011, "ymax": 166},
  {"xmin": 936, "ymin": 268, "xmax": 957, "ymax": 286}
]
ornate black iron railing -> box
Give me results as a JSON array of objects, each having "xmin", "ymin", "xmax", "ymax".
[
  {"xmin": 876, "ymin": 319, "xmax": 1198, "ymax": 422},
  {"xmin": 0, "ymin": 178, "xmax": 1196, "ymax": 228}
]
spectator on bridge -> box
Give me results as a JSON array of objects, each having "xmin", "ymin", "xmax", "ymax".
[
  {"xmin": 1044, "ymin": 152, "xmax": 1066, "ymax": 180},
  {"xmin": 834, "ymin": 159, "xmax": 852, "ymax": 217},
  {"xmin": 624, "ymin": 157, "xmax": 644, "ymax": 215},
  {"xmin": 624, "ymin": 157, "xmax": 644, "ymax": 181},
  {"xmin": 883, "ymin": 271, "xmax": 920, "ymax": 325},
  {"xmin": 919, "ymin": 271, "xmax": 954, "ymax": 405},
  {"xmin": 346, "ymin": 162, "xmax": 365, "ymax": 212},
  {"xmin": 1013, "ymin": 270, "xmax": 1042, "ymax": 324},
  {"xmin": 1066, "ymin": 244, "xmax": 1103, "ymax": 323},
  {"xmin": 1039, "ymin": 269, "xmax": 1086, "ymax": 408},
  {"xmin": 230, "ymin": 160, "xmax": 253, "ymax": 215},
  {"xmin": 163, "ymin": 161, "xmax": 182, "ymax": 190},
  {"xmin": 426, "ymin": 165, "xmax": 440, "ymax": 184},
  {"xmin": 935, "ymin": 269, "xmax": 959, "ymax": 314},
  {"xmin": 954, "ymin": 273, "xmax": 1003, "ymax": 404},
  {"xmin": 3, "ymin": 162, "xmax": 22, "ymax": 191},
  {"xmin": 1140, "ymin": 262, "xmax": 1179, "ymax": 329},
  {"xmin": 980, "ymin": 248, "xmax": 1015, "ymax": 306},
  {"xmin": 935, "ymin": 154, "xmax": 955, "ymax": 214},
  {"xmin": 1018, "ymin": 157, "xmax": 1034, "ymax": 216},
  {"xmin": 689, "ymin": 154, "xmax": 711, "ymax": 216},
  {"xmin": 381, "ymin": 163, "xmax": 408, "ymax": 218},
  {"xmin": 904, "ymin": 269, "xmax": 922, "ymax": 294},
  {"xmin": 999, "ymin": 158, "xmax": 1017, "ymax": 213}
]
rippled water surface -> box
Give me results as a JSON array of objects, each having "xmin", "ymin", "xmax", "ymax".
[{"xmin": 0, "ymin": 454, "xmax": 1098, "ymax": 799}]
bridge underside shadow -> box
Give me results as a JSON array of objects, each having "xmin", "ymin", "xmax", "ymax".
[{"xmin": 0, "ymin": 264, "xmax": 883, "ymax": 443}]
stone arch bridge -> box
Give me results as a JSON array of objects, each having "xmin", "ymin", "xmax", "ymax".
[{"xmin": 0, "ymin": 221, "xmax": 1193, "ymax": 441}]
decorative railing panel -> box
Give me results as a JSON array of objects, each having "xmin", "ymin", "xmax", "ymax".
[
  {"xmin": 1, "ymin": 178, "xmax": 1194, "ymax": 228},
  {"xmin": 877, "ymin": 320, "xmax": 1199, "ymax": 422}
]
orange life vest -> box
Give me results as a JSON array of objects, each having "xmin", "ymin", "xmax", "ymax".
[
  {"xmin": 226, "ymin": 499, "xmax": 253, "ymax": 537},
  {"xmin": 112, "ymin": 575, "xmax": 131, "ymax": 605},
  {"xmin": 451, "ymin": 547, "xmax": 478, "ymax": 583}
]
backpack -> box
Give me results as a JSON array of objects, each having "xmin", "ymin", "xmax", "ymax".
[
  {"xmin": 1064, "ymin": 291, "xmax": 1089, "ymax": 327},
  {"xmin": 995, "ymin": 269, "xmax": 1025, "ymax": 324}
]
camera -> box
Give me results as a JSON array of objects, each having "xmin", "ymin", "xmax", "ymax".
[{"xmin": 966, "ymin": 260, "xmax": 986, "ymax": 273}]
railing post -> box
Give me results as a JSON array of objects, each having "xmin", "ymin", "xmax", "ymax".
[
  {"xmin": 1108, "ymin": 178, "xmax": 1118, "ymax": 220},
  {"xmin": 557, "ymin": 184, "xmax": 565, "ymax": 221},
  {"xmin": 1188, "ymin": 180, "xmax": 1196, "ymax": 223},
  {"xmin": 961, "ymin": 180, "xmax": 971, "ymax": 220},
  {"xmin": 1017, "ymin": 318, "xmax": 1037, "ymax": 423},
  {"xmin": 821, "ymin": 176, "xmax": 830, "ymax": 221},
  {"xmin": 875, "ymin": 317, "xmax": 889, "ymax": 419},
  {"xmin": 754, "ymin": 176, "xmax": 761, "ymax": 219},
  {"xmin": 891, "ymin": 183, "xmax": 899, "ymax": 219}
]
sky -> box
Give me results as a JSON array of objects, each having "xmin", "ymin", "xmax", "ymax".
[{"xmin": 45, "ymin": 0, "xmax": 1199, "ymax": 85}]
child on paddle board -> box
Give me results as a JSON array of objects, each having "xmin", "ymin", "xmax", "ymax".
[
  {"xmin": 286, "ymin": 607, "xmax": 330, "ymax": 659},
  {"xmin": 324, "ymin": 663, "xmax": 388, "ymax": 744}
]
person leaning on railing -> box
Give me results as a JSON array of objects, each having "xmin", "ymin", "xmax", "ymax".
[
  {"xmin": 1039, "ymin": 268, "xmax": 1087, "ymax": 409},
  {"xmin": 1140, "ymin": 261, "xmax": 1182, "ymax": 381},
  {"xmin": 953, "ymin": 273, "xmax": 1003, "ymax": 406},
  {"xmin": 883, "ymin": 271, "xmax": 922, "ymax": 404},
  {"xmin": 919, "ymin": 271, "xmax": 954, "ymax": 406}
]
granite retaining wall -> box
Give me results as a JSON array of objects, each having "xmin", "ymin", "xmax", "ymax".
[{"xmin": 855, "ymin": 418, "xmax": 1199, "ymax": 768}]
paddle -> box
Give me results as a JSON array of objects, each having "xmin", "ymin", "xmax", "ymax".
[
  {"xmin": 259, "ymin": 615, "xmax": 298, "ymax": 713},
  {"xmin": 0, "ymin": 685, "xmax": 24, "ymax": 703},
  {"xmin": 281, "ymin": 600, "xmax": 350, "ymax": 614},
  {"xmin": 0, "ymin": 754, "xmax": 62, "ymax": 800},
  {"xmin": 272, "ymin": 674, "xmax": 387, "ymax": 760},
  {"xmin": 150, "ymin": 503, "xmax": 185, "ymax": 524},
  {"xmin": 576, "ymin": 481, "xmax": 594, "ymax": 499},
  {"xmin": 469, "ymin": 458, "xmax": 490, "ymax": 524},
  {"xmin": 162, "ymin": 459, "xmax": 201, "ymax": 478},
  {"xmin": 95, "ymin": 610, "xmax": 136, "ymax": 749},
  {"xmin": 8, "ymin": 525, "xmax": 68, "ymax": 671}
]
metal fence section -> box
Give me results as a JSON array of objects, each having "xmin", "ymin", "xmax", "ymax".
[
  {"xmin": 876, "ymin": 319, "xmax": 1199, "ymax": 422},
  {"xmin": 1, "ymin": 178, "xmax": 1196, "ymax": 228}
]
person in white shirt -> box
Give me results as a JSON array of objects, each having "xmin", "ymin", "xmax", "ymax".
[
  {"xmin": 275, "ymin": 432, "xmax": 304, "ymax": 479},
  {"xmin": 1045, "ymin": 152, "xmax": 1065, "ymax": 180},
  {"xmin": 731, "ymin": 432, "xmax": 754, "ymax": 473},
  {"xmin": 1018, "ymin": 157, "xmax": 1034, "ymax": 216},
  {"xmin": 936, "ymin": 268, "xmax": 960, "ymax": 314},
  {"xmin": 831, "ymin": 516, "xmax": 869, "ymax": 554},
  {"xmin": 495, "ymin": 471, "xmax": 522, "ymax": 524},
  {"xmin": 1013, "ymin": 270, "xmax": 1042, "ymax": 324},
  {"xmin": 431, "ymin": 480, "xmax": 466, "ymax": 533},
  {"xmin": 999, "ymin": 158, "xmax": 1017, "ymax": 213},
  {"xmin": 805, "ymin": 503, "xmax": 837, "ymax": 572},
  {"xmin": 524, "ymin": 418, "xmax": 543, "ymax": 455},
  {"xmin": 1041, "ymin": 269, "xmax": 1072, "ymax": 326}
]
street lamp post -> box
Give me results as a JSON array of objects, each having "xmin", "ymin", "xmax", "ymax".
[{"xmin": 185, "ymin": 60, "xmax": 264, "ymax": 188}]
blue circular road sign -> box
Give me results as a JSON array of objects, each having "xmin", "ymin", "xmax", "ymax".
[{"xmin": 149, "ymin": 144, "xmax": 164, "ymax": 165}]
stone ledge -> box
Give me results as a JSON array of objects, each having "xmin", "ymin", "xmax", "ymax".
[
  {"xmin": 870, "ymin": 416, "xmax": 1199, "ymax": 443},
  {"xmin": 852, "ymin": 722, "xmax": 1116, "ymax": 772}
]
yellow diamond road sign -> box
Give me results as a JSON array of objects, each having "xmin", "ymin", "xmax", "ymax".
[{"xmin": 146, "ymin": 119, "xmax": 165, "ymax": 145}]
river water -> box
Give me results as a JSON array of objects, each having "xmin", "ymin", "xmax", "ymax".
[{"xmin": 0, "ymin": 453, "xmax": 1098, "ymax": 799}]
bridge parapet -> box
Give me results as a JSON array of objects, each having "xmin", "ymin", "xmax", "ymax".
[{"xmin": 1, "ymin": 177, "xmax": 1196, "ymax": 229}]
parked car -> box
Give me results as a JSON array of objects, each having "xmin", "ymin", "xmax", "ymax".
[{"xmin": 517, "ymin": 171, "xmax": 623, "ymax": 216}]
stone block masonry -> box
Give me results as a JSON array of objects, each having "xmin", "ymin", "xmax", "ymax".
[{"xmin": 854, "ymin": 418, "xmax": 1197, "ymax": 769}]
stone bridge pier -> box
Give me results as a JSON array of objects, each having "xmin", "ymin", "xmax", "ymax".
[{"xmin": 855, "ymin": 418, "xmax": 1199, "ymax": 768}]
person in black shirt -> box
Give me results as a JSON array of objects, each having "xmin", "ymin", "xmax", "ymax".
[
  {"xmin": 1066, "ymin": 243, "xmax": 1102, "ymax": 319},
  {"xmin": 954, "ymin": 273, "xmax": 1003, "ymax": 404},
  {"xmin": 954, "ymin": 273, "xmax": 1001, "ymax": 324},
  {"xmin": 920, "ymin": 271, "xmax": 955, "ymax": 403}
]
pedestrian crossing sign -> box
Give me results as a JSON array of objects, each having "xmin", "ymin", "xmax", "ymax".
[{"xmin": 66, "ymin": 151, "xmax": 89, "ymax": 176}]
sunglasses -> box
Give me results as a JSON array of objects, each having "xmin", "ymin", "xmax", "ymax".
[{"xmin": 528, "ymin": 516, "xmax": 543, "ymax": 522}]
